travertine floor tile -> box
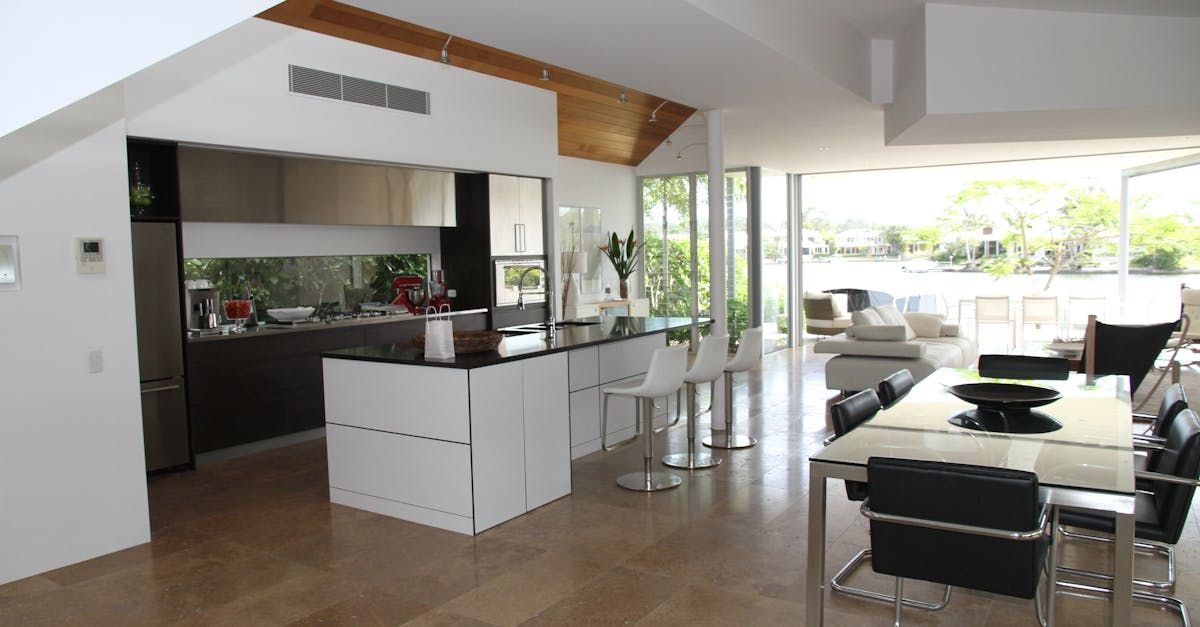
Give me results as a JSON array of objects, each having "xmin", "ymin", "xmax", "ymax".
[{"xmin": 3, "ymin": 342, "xmax": 1199, "ymax": 625}]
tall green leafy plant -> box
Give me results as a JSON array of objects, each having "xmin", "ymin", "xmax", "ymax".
[{"xmin": 599, "ymin": 230, "xmax": 643, "ymax": 280}]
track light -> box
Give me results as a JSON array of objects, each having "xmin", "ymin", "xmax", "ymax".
[
  {"xmin": 675, "ymin": 142, "xmax": 706, "ymax": 160},
  {"xmin": 440, "ymin": 35, "xmax": 453, "ymax": 64},
  {"xmin": 649, "ymin": 101, "xmax": 667, "ymax": 124},
  {"xmin": 618, "ymin": 90, "xmax": 628, "ymax": 104},
  {"xmin": 540, "ymin": 66, "xmax": 550, "ymax": 81}
]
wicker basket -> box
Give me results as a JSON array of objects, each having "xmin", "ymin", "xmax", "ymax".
[{"xmin": 412, "ymin": 330, "xmax": 504, "ymax": 354}]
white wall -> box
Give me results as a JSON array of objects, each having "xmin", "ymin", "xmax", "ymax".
[
  {"xmin": 888, "ymin": 4, "xmax": 1200, "ymax": 145},
  {"xmin": 0, "ymin": 88, "xmax": 150, "ymax": 585},
  {"xmin": 554, "ymin": 157, "xmax": 639, "ymax": 298},
  {"xmin": 127, "ymin": 18, "xmax": 557, "ymax": 262},
  {"xmin": 925, "ymin": 5, "xmax": 1200, "ymax": 115},
  {"xmin": 0, "ymin": 1, "xmax": 276, "ymax": 140},
  {"xmin": 125, "ymin": 19, "xmax": 557, "ymax": 177}
]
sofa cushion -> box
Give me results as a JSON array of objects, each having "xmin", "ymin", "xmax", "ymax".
[
  {"xmin": 852, "ymin": 308, "xmax": 885, "ymax": 327},
  {"xmin": 904, "ymin": 312, "xmax": 944, "ymax": 338},
  {"xmin": 853, "ymin": 325, "xmax": 908, "ymax": 341},
  {"xmin": 814, "ymin": 336, "xmax": 927, "ymax": 359},
  {"xmin": 873, "ymin": 304, "xmax": 916, "ymax": 340},
  {"xmin": 922, "ymin": 336, "xmax": 978, "ymax": 367}
]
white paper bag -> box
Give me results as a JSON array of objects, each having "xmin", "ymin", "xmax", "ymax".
[{"xmin": 424, "ymin": 306, "xmax": 455, "ymax": 359}]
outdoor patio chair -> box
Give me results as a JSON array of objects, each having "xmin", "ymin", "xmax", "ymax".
[
  {"xmin": 1066, "ymin": 296, "xmax": 1106, "ymax": 339},
  {"xmin": 975, "ymin": 296, "xmax": 1014, "ymax": 351},
  {"xmin": 1021, "ymin": 295, "xmax": 1060, "ymax": 347}
]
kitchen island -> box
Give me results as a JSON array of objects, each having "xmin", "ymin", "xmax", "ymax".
[{"xmin": 321, "ymin": 316, "xmax": 703, "ymax": 534}]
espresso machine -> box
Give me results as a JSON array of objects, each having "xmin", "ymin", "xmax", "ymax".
[
  {"xmin": 185, "ymin": 281, "xmax": 221, "ymax": 334},
  {"xmin": 390, "ymin": 275, "xmax": 429, "ymax": 314}
]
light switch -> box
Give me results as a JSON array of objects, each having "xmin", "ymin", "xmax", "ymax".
[
  {"xmin": 0, "ymin": 235, "xmax": 19, "ymax": 290},
  {"xmin": 88, "ymin": 349, "xmax": 104, "ymax": 374}
]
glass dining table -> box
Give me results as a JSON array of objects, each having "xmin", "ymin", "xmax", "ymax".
[{"xmin": 806, "ymin": 368, "xmax": 1137, "ymax": 625}]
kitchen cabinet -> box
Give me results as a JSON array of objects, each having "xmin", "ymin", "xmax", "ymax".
[
  {"xmin": 566, "ymin": 332, "xmax": 667, "ymax": 459},
  {"xmin": 177, "ymin": 145, "xmax": 455, "ymax": 227},
  {"xmin": 488, "ymin": 174, "xmax": 544, "ymax": 256},
  {"xmin": 186, "ymin": 312, "xmax": 486, "ymax": 454},
  {"xmin": 323, "ymin": 351, "xmax": 570, "ymax": 535}
]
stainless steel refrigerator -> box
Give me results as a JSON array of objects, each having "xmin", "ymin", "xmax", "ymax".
[{"xmin": 132, "ymin": 222, "xmax": 191, "ymax": 472}]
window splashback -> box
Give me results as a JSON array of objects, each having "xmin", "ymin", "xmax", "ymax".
[{"xmin": 184, "ymin": 254, "xmax": 430, "ymax": 315}]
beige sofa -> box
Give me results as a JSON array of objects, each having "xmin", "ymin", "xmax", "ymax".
[{"xmin": 814, "ymin": 305, "xmax": 978, "ymax": 393}]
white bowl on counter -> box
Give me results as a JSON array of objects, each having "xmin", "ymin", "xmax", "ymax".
[{"xmin": 267, "ymin": 307, "xmax": 315, "ymax": 322}]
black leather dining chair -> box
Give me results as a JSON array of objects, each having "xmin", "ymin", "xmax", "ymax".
[
  {"xmin": 1056, "ymin": 408, "xmax": 1200, "ymax": 624},
  {"xmin": 1080, "ymin": 315, "xmax": 1178, "ymax": 395},
  {"xmin": 877, "ymin": 369, "xmax": 915, "ymax": 409},
  {"xmin": 829, "ymin": 389, "xmax": 881, "ymax": 501},
  {"xmin": 826, "ymin": 390, "xmax": 952, "ymax": 612},
  {"xmin": 1134, "ymin": 383, "xmax": 1189, "ymax": 470},
  {"xmin": 978, "ymin": 354, "xmax": 1070, "ymax": 380},
  {"xmin": 863, "ymin": 457, "xmax": 1055, "ymax": 626}
]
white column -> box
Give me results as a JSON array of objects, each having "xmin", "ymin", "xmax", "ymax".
[
  {"xmin": 707, "ymin": 110, "xmax": 727, "ymax": 429},
  {"xmin": 1118, "ymin": 173, "xmax": 1129, "ymax": 319}
]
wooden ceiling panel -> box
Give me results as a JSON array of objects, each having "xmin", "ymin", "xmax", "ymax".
[{"xmin": 259, "ymin": 0, "xmax": 696, "ymax": 166}]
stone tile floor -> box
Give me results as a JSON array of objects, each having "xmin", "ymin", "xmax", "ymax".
[{"xmin": 1, "ymin": 342, "xmax": 1197, "ymax": 625}]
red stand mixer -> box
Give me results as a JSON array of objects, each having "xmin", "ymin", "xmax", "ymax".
[{"xmin": 391, "ymin": 272, "xmax": 452, "ymax": 314}]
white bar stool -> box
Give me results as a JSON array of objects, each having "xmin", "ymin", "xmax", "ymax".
[
  {"xmin": 602, "ymin": 344, "xmax": 689, "ymax": 491},
  {"xmin": 704, "ymin": 327, "xmax": 763, "ymax": 450},
  {"xmin": 663, "ymin": 333, "xmax": 728, "ymax": 470}
]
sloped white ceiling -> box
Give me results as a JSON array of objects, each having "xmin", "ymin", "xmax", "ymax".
[{"xmin": 346, "ymin": 0, "xmax": 1200, "ymax": 172}]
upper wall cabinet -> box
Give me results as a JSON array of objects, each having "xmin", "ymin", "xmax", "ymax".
[
  {"xmin": 488, "ymin": 174, "xmax": 544, "ymax": 256},
  {"xmin": 178, "ymin": 146, "xmax": 455, "ymax": 227}
]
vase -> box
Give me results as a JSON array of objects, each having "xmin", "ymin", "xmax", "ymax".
[{"xmin": 619, "ymin": 278, "xmax": 629, "ymax": 299}]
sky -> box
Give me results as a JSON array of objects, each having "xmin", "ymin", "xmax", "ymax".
[{"xmin": 802, "ymin": 147, "xmax": 1200, "ymax": 226}]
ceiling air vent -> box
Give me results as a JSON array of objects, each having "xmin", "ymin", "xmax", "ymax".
[{"xmin": 288, "ymin": 65, "xmax": 430, "ymax": 115}]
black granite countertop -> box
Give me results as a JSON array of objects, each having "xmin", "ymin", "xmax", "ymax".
[
  {"xmin": 188, "ymin": 308, "xmax": 490, "ymax": 343},
  {"xmin": 322, "ymin": 316, "xmax": 708, "ymax": 369}
]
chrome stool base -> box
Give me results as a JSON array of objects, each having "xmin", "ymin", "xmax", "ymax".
[
  {"xmin": 703, "ymin": 433, "xmax": 757, "ymax": 449},
  {"xmin": 662, "ymin": 451, "xmax": 722, "ymax": 469},
  {"xmin": 664, "ymin": 381, "xmax": 723, "ymax": 469},
  {"xmin": 702, "ymin": 372, "xmax": 757, "ymax": 450},
  {"xmin": 617, "ymin": 471, "xmax": 683, "ymax": 492}
]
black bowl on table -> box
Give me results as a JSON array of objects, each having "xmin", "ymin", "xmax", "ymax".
[{"xmin": 947, "ymin": 382, "xmax": 1064, "ymax": 434}]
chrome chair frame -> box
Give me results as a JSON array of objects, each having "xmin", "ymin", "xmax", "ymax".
[{"xmin": 1055, "ymin": 469, "xmax": 1200, "ymax": 627}]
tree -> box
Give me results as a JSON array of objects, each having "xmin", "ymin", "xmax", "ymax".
[
  {"xmin": 1131, "ymin": 212, "xmax": 1199, "ymax": 270},
  {"xmin": 950, "ymin": 179, "xmax": 1057, "ymax": 271},
  {"xmin": 1035, "ymin": 186, "xmax": 1118, "ymax": 289},
  {"xmin": 880, "ymin": 225, "xmax": 909, "ymax": 258}
]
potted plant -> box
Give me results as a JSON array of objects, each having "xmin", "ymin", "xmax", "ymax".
[{"xmin": 599, "ymin": 229, "xmax": 643, "ymax": 300}]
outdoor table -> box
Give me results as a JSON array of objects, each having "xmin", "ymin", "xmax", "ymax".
[{"xmin": 806, "ymin": 368, "xmax": 1136, "ymax": 625}]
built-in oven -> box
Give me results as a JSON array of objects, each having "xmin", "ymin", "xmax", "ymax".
[{"xmin": 494, "ymin": 258, "xmax": 546, "ymax": 307}]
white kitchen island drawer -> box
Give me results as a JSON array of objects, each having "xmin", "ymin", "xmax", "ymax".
[
  {"xmin": 326, "ymin": 423, "xmax": 473, "ymax": 519},
  {"xmin": 323, "ymin": 358, "xmax": 470, "ymax": 443}
]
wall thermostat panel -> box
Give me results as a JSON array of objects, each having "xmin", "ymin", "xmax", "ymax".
[
  {"xmin": 0, "ymin": 235, "xmax": 19, "ymax": 290},
  {"xmin": 76, "ymin": 237, "xmax": 106, "ymax": 274}
]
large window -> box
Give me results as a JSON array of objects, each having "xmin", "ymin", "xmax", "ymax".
[
  {"xmin": 642, "ymin": 170, "xmax": 751, "ymax": 348},
  {"xmin": 800, "ymin": 148, "xmax": 1200, "ymax": 344}
]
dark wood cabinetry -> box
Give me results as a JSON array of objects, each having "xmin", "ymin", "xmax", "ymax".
[
  {"xmin": 186, "ymin": 313, "xmax": 487, "ymax": 453},
  {"xmin": 127, "ymin": 138, "xmax": 180, "ymax": 220}
]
